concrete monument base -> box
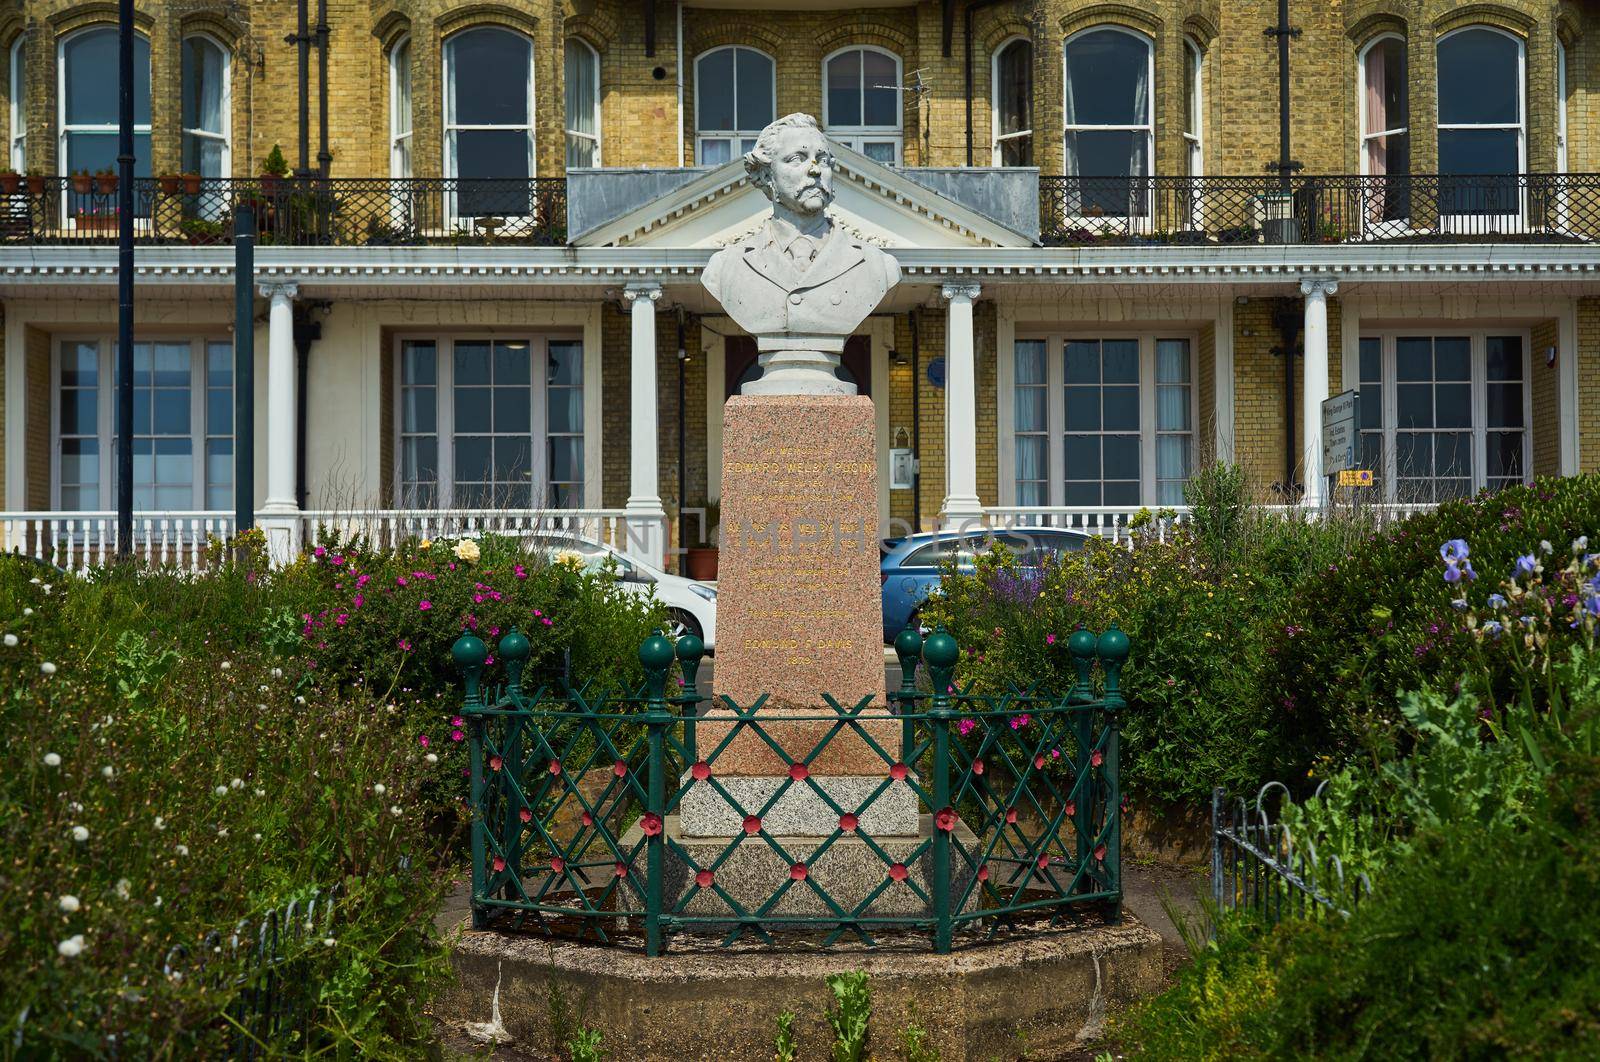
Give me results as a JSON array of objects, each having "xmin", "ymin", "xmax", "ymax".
[{"xmin": 678, "ymin": 774, "xmax": 920, "ymax": 837}]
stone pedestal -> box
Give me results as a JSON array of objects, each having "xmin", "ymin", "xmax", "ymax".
[{"xmin": 682, "ymin": 394, "xmax": 919, "ymax": 867}]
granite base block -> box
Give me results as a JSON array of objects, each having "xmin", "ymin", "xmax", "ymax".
[
  {"xmin": 678, "ymin": 774, "xmax": 920, "ymax": 838},
  {"xmin": 620, "ymin": 815, "xmax": 975, "ymax": 927}
]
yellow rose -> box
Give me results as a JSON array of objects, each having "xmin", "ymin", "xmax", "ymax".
[
  {"xmin": 556, "ymin": 550, "xmax": 584, "ymax": 567},
  {"xmin": 453, "ymin": 539, "xmax": 481, "ymax": 564}
]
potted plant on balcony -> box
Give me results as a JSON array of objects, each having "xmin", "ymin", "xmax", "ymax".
[
  {"xmin": 0, "ymin": 168, "xmax": 19, "ymax": 195},
  {"xmin": 179, "ymin": 217, "xmax": 226, "ymax": 245},
  {"xmin": 26, "ymin": 169, "xmax": 46, "ymax": 195},
  {"xmin": 70, "ymin": 170, "xmax": 93, "ymax": 195},
  {"xmin": 683, "ymin": 499, "xmax": 719, "ymax": 581},
  {"xmin": 94, "ymin": 167, "xmax": 117, "ymax": 195},
  {"xmin": 259, "ymin": 144, "xmax": 288, "ymax": 194},
  {"xmin": 157, "ymin": 172, "xmax": 182, "ymax": 195},
  {"xmin": 181, "ymin": 171, "xmax": 203, "ymax": 195}
]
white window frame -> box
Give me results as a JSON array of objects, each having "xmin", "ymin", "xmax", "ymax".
[
  {"xmin": 51, "ymin": 334, "xmax": 232, "ymax": 512},
  {"xmin": 822, "ymin": 45, "xmax": 904, "ymax": 164},
  {"xmin": 1183, "ymin": 37, "xmax": 1203, "ymax": 180},
  {"xmin": 441, "ymin": 27, "xmax": 537, "ymax": 221},
  {"xmin": 1555, "ymin": 38, "xmax": 1571, "ymax": 231},
  {"xmin": 391, "ymin": 334, "xmax": 586, "ymax": 510},
  {"xmin": 694, "ymin": 45, "xmax": 776, "ymax": 166},
  {"xmin": 1008, "ymin": 332, "xmax": 1198, "ymax": 508},
  {"xmin": 58, "ymin": 27, "xmax": 152, "ymax": 229},
  {"xmin": 990, "ymin": 35, "xmax": 1032, "ymax": 166},
  {"xmin": 180, "ymin": 33, "xmax": 231, "ymax": 179},
  {"xmin": 1356, "ymin": 33, "xmax": 1412, "ymax": 237},
  {"xmin": 564, "ymin": 38, "xmax": 601, "ymax": 168},
  {"xmin": 1061, "ymin": 25, "xmax": 1155, "ymax": 228},
  {"xmin": 1357, "ymin": 328, "xmax": 1532, "ymax": 502},
  {"xmin": 10, "ymin": 33, "xmax": 26, "ymax": 171},
  {"xmin": 1435, "ymin": 26, "xmax": 1526, "ymax": 231},
  {"xmin": 389, "ymin": 34, "xmax": 412, "ymax": 179}
]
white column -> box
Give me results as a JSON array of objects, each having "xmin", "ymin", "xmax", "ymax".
[
  {"xmin": 940, "ymin": 282, "xmax": 984, "ymax": 528},
  {"xmin": 622, "ymin": 282, "xmax": 667, "ymax": 567},
  {"xmin": 258, "ymin": 282, "xmax": 301, "ymax": 564},
  {"xmin": 1300, "ymin": 277, "xmax": 1338, "ymax": 509}
]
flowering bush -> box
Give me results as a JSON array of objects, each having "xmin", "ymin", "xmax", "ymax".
[{"xmin": 0, "ymin": 560, "xmax": 452, "ymax": 1056}]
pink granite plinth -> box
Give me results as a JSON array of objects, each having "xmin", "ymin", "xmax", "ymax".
[{"xmin": 708, "ymin": 395, "xmax": 890, "ymax": 778}]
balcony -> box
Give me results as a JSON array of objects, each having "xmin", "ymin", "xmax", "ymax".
[
  {"xmin": 0, "ymin": 173, "xmax": 1592, "ymax": 249},
  {"xmin": 1039, "ymin": 173, "xmax": 1598, "ymax": 247}
]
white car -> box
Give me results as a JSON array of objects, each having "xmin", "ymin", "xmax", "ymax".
[{"xmin": 527, "ymin": 535, "xmax": 717, "ymax": 650}]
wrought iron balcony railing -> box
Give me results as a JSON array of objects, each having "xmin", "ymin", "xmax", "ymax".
[
  {"xmin": 1039, "ymin": 172, "xmax": 1600, "ymax": 246},
  {"xmin": 0, "ymin": 175, "xmax": 567, "ymax": 246},
  {"xmin": 0, "ymin": 172, "xmax": 1591, "ymax": 249}
]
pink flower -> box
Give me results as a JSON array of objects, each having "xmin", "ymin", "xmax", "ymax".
[
  {"xmin": 1046, "ymin": 633, "xmax": 1057, "ymax": 645},
  {"xmin": 330, "ymin": 555, "xmax": 344, "ymax": 567},
  {"xmin": 452, "ymin": 716, "xmax": 465, "ymax": 727},
  {"xmin": 473, "ymin": 594, "xmax": 484, "ymax": 604},
  {"xmin": 451, "ymin": 730, "xmax": 464, "ymax": 742},
  {"xmin": 418, "ymin": 600, "xmax": 432, "ymax": 611},
  {"xmin": 335, "ymin": 613, "xmax": 348, "ymax": 626},
  {"xmin": 396, "ymin": 575, "xmax": 408, "ymax": 587},
  {"xmin": 351, "ymin": 594, "xmax": 364, "ymax": 609},
  {"xmin": 356, "ymin": 574, "xmax": 370, "ymax": 588},
  {"xmin": 1090, "ymin": 750, "xmax": 1104, "ymax": 768},
  {"xmin": 397, "ymin": 639, "xmax": 412, "ymax": 652},
  {"xmin": 313, "ymin": 546, "xmax": 326, "ymax": 558},
  {"xmin": 418, "ymin": 735, "xmax": 430, "ymax": 748},
  {"xmin": 542, "ymin": 618, "xmax": 552, "ymax": 627}
]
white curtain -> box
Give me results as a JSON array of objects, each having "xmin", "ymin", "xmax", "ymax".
[
  {"xmin": 565, "ymin": 40, "xmax": 598, "ymax": 168},
  {"xmin": 1130, "ymin": 58, "xmax": 1148, "ymax": 177},
  {"xmin": 1062, "ymin": 54, "xmax": 1079, "ymax": 180}
]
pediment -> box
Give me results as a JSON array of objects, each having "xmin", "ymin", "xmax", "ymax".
[{"xmin": 570, "ymin": 143, "xmax": 1037, "ymax": 250}]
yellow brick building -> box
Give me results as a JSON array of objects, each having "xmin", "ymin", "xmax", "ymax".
[{"xmin": 1, "ymin": 0, "xmax": 1598, "ymax": 591}]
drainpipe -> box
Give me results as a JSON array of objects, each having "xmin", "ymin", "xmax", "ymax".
[
  {"xmin": 292, "ymin": 305, "xmax": 323, "ymax": 509},
  {"xmin": 1271, "ymin": 298, "xmax": 1303, "ymax": 497},
  {"xmin": 316, "ymin": 0, "xmax": 331, "ymax": 176},
  {"xmin": 910, "ymin": 309, "xmax": 922, "ymax": 531},
  {"xmin": 1264, "ymin": 0, "xmax": 1300, "ymax": 193},
  {"xmin": 963, "ymin": 0, "xmax": 1006, "ymax": 167},
  {"xmin": 289, "ymin": 0, "xmax": 312, "ymax": 177}
]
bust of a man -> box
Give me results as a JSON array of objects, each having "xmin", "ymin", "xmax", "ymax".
[{"xmin": 702, "ymin": 113, "xmax": 900, "ymax": 395}]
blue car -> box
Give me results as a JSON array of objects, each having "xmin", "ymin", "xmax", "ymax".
[{"xmin": 880, "ymin": 528, "xmax": 1092, "ymax": 643}]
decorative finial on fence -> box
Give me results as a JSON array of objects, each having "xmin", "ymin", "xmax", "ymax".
[
  {"xmin": 452, "ymin": 632, "xmax": 488, "ymax": 708},
  {"xmin": 498, "ymin": 628, "xmax": 531, "ymax": 692},
  {"xmin": 1068, "ymin": 625, "xmax": 1097, "ymax": 704},
  {"xmin": 1097, "ymin": 623, "xmax": 1130, "ymax": 709},
  {"xmin": 922, "ymin": 625, "xmax": 958, "ymax": 706},
  {"xmin": 894, "ymin": 624, "xmax": 923, "ymax": 692},
  {"xmin": 639, "ymin": 629, "xmax": 674, "ymax": 705},
  {"xmin": 676, "ymin": 632, "xmax": 705, "ymax": 696}
]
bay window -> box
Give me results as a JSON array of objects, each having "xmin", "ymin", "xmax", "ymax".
[
  {"xmin": 59, "ymin": 27, "xmax": 151, "ymax": 220},
  {"xmin": 55, "ymin": 337, "xmax": 233, "ymax": 511},
  {"xmin": 1356, "ymin": 331, "xmax": 1529, "ymax": 502},
  {"xmin": 1436, "ymin": 27, "xmax": 1524, "ymax": 219},
  {"xmin": 1062, "ymin": 27, "xmax": 1151, "ymax": 218},
  {"xmin": 1010, "ymin": 335, "xmax": 1194, "ymax": 508},
  {"xmin": 823, "ymin": 46, "xmax": 903, "ymax": 164},
  {"xmin": 443, "ymin": 27, "xmax": 535, "ymax": 216},
  {"xmin": 695, "ymin": 46, "xmax": 774, "ymax": 165},
  {"xmin": 397, "ymin": 336, "xmax": 584, "ymax": 509}
]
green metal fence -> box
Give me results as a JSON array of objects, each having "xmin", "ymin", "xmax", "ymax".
[{"xmin": 455, "ymin": 624, "xmax": 1130, "ymax": 954}]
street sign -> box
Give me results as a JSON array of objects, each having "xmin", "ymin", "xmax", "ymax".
[
  {"xmin": 1338, "ymin": 469, "xmax": 1374, "ymax": 487},
  {"xmin": 1322, "ymin": 389, "xmax": 1360, "ymax": 476}
]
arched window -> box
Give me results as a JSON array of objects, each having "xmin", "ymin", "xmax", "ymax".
[
  {"xmin": 1063, "ymin": 27, "xmax": 1151, "ymax": 216},
  {"xmin": 1437, "ymin": 27, "xmax": 1524, "ymax": 218},
  {"xmin": 181, "ymin": 35, "xmax": 229, "ymax": 179},
  {"xmin": 59, "ymin": 27, "xmax": 151, "ymax": 179},
  {"xmin": 823, "ymin": 46, "xmax": 902, "ymax": 163},
  {"xmin": 1359, "ymin": 35, "xmax": 1408, "ymax": 179},
  {"xmin": 1183, "ymin": 38, "xmax": 1203, "ymax": 178},
  {"xmin": 443, "ymin": 27, "xmax": 535, "ymax": 215},
  {"xmin": 991, "ymin": 37, "xmax": 1032, "ymax": 166},
  {"xmin": 10, "ymin": 35, "xmax": 27, "ymax": 171},
  {"xmin": 564, "ymin": 39, "xmax": 600, "ymax": 168},
  {"xmin": 389, "ymin": 35, "xmax": 412, "ymax": 178},
  {"xmin": 695, "ymin": 46, "xmax": 774, "ymax": 165}
]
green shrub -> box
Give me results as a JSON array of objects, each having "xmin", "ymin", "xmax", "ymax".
[
  {"xmin": 825, "ymin": 970, "xmax": 871, "ymax": 1062},
  {"xmin": 0, "ymin": 562, "xmax": 452, "ymax": 1057}
]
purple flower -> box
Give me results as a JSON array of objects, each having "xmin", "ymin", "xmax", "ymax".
[
  {"xmin": 1440, "ymin": 539, "xmax": 1470, "ymax": 564},
  {"xmin": 1487, "ymin": 593, "xmax": 1508, "ymax": 610},
  {"xmin": 1515, "ymin": 554, "xmax": 1538, "ymax": 579},
  {"xmin": 1482, "ymin": 620, "xmax": 1505, "ymax": 638},
  {"xmin": 1450, "ymin": 598, "xmax": 1469, "ymax": 611},
  {"xmin": 1444, "ymin": 563, "xmax": 1463, "ymax": 584}
]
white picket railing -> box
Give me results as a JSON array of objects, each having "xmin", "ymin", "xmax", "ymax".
[
  {"xmin": 981, "ymin": 502, "xmax": 1438, "ymax": 547},
  {"xmin": 0, "ymin": 511, "xmax": 236, "ymax": 572},
  {"xmin": 298, "ymin": 508, "xmax": 634, "ymax": 554}
]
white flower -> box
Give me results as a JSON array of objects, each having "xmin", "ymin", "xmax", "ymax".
[
  {"xmin": 295, "ymin": 696, "xmax": 307, "ymax": 706},
  {"xmin": 252, "ymin": 833, "xmax": 262, "ymax": 842},
  {"xmin": 390, "ymin": 805, "xmax": 402, "ymax": 817},
  {"xmin": 175, "ymin": 844, "xmax": 189, "ymax": 857},
  {"xmin": 253, "ymin": 787, "xmax": 266, "ymax": 798},
  {"xmin": 3, "ymin": 633, "xmax": 17, "ymax": 647},
  {"xmin": 154, "ymin": 816, "xmax": 166, "ymax": 831},
  {"xmin": 258, "ymin": 684, "xmax": 269, "ymax": 693},
  {"xmin": 101, "ymin": 766, "xmax": 114, "ymax": 779},
  {"xmin": 230, "ymin": 778, "xmax": 244, "ymax": 790},
  {"xmin": 322, "ymin": 937, "xmax": 336, "ymax": 947},
  {"xmin": 425, "ymin": 753, "xmax": 438, "ymax": 764},
  {"xmin": 43, "ymin": 752, "xmax": 61, "ymax": 767},
  {"xmin": 23, "ymin": 607, "xmax": 33, "ymax": 616},
  {"xmin": 372, "ymin": 783, "xmax": 387, "ymax": 796},
  {"xmin": 154, "ymin": 896, "xmax": 163, "ymax": 908},
  {"xmin": 29, "ymin": 577, "xmax": 40, "ymax": 585},
  {"xmin": 214, "ymin": 785, "xmax": 228, "ymax": 796},
  {"xmin": 70, "ymin": 826, "xmax": 88, "ymax": 843},
  {"xmin": 1540, "ymin": 539, "xmax": 1554, "ymax": 554},
  {"xmin": 216, "ymin": 827, "xmax": 228, "ymax": 838},
  {"xmin": 270, "ymin": 667, "xmax": 284, "ymax": 679},
  {"xmin": 57, "ymin": 934, "xmax": 85, "ymax": 958},
  {"xmin": 59, "ymin": 895, "xmax": 81, "ymax": 913},
  {"xmin": 1576, "ymin": 536, "xmax": 1591, "ymax": 553},
  {"xmin": 219, "ymin": 660, "xmax": 231, "ymax": 671},
  {"xmin": 454, "ymin": 539, "xmax": 481, "ymax": 564},
  {"xmin": 42, "ymin": 584, "xmax": 51, "ymax": 594},
  {"xmin": 114, "ymin": 879, "xmax": 131, "ymax": 900},
  {"xmin": 40, "ymin": 662, "xmax": 57, "ymax": 675},
  {"xmin": 68, "ymin": 802, "xmax": 82, "ymax": 814}
]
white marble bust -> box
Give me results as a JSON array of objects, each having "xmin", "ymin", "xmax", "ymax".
[{"xmin": 702, "ymin": 114, "xmax": 900, "ymax": 395}]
